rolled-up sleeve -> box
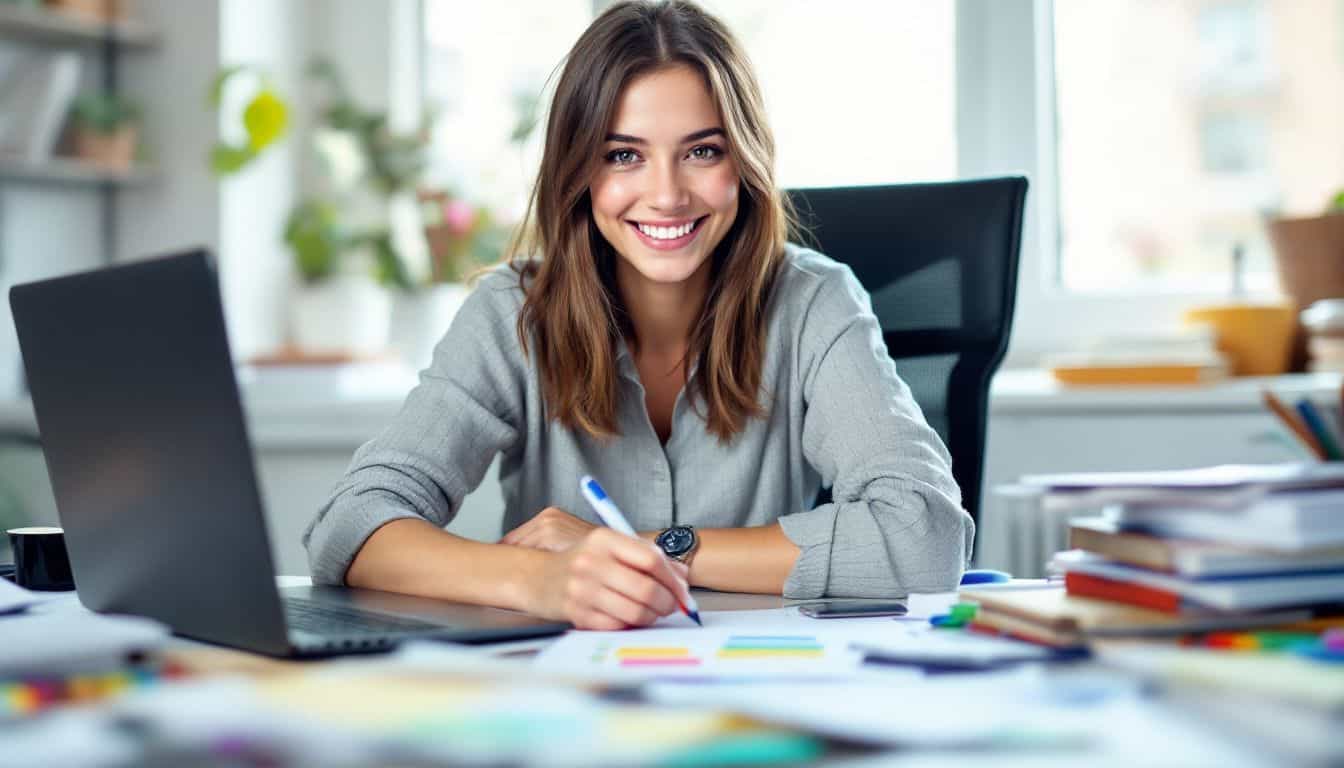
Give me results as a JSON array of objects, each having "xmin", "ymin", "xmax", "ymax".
[
  {"xmin": 303, "ymin": 279, "xmax": 524, "ymax": 585},
  {"xmin": 778, "ymin": 266, "xmax": 974, "ymax": 598}
]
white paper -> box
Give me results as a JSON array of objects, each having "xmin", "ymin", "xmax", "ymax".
[
  {"xmin": 0, "ymin": 611, "xmax": 170, "ymax": 675},
  {"xmin": 0, "ymin": 576, "xmax": 45, "ymax": 614},
  {"xmin": 533, "ymin": 622, "xmax": 868, "ymax": 681}
]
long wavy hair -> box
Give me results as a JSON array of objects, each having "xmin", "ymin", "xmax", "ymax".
[{"xmin": 509, "ymin": 0, "xmax": 795, "ymax": 443}]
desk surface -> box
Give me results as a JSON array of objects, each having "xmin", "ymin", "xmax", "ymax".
[{"xmin": 10, "ymin": 581, "xmax": 1325, "ymax": 767}]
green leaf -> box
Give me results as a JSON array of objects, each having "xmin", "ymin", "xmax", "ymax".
[
  {"xmin": 210, "ymin": 144, "xmax": 257, "ymax": 175},
  {"xmin": 1330, "ymin": 190, "xmax": 1344, "ymax": 213},
  {"xmin": 284, "ymin": 200, "xmax": 344, "ymax": 282}
]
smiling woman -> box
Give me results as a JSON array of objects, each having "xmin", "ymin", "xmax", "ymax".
[{"xmin": 303, "ymin": 0, "xmax": 972, "ymax": 632}]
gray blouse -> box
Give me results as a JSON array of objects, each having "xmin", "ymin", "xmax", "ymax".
[{"xmin": 303, "ymin": 244, "xmax": 974, "ymax": 598}]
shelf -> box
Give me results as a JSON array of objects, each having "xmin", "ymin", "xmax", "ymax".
[
  {"xmin": 0, "ymin": 4, "xmax": 157, "ymax": 48},
  {"xmin": 0, "ymin": 156, "xmax": 154, "ymax": 185}
]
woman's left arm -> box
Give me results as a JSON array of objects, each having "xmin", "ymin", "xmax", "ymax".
[{"xmin": 777, "ymin": 265, "xmax": 974, "ymax": 599}]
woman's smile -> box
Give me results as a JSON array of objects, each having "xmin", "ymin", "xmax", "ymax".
[{"xmin": 627, "ymin": 215, "xmax": 709, "ymax": 251}]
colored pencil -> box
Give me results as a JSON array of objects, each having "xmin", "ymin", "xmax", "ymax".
[
  {"xmin": 1295, "ymin": 398, "xmax": 1343, "ymax": 461},
  {"xmin": 1261, "ymin": 390, "xmax": 1327, "ymax": 460}
]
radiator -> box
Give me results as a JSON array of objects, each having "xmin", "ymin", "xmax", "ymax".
[{"xmin": 975, "ymin": 484, "xmax": 1103, "ymax": 578}]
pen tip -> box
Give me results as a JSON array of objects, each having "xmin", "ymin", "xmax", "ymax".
[{"xmin": 688, "ymin": 609, "xmax": 702, "ymax": 626}]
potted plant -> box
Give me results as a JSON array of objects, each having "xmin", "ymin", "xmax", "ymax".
[
  {"xmin": 283, "ymin": 199, "xmax": 391, "ymax": 357},
  {"xmin": 69, "ymin": 91, "xmax": 139, "ymax": 170},
  {"xmin": 1267, "ymin": 190, "xmax": 1344, "ymax": 370},
  {"xmin": 384, "ymin": 190, "xmax": 511, "ymax": 369}
]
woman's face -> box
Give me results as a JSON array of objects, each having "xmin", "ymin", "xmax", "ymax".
[{"xmin": 589, "ymin": 64, "xmax": 740, "ymax": 290}]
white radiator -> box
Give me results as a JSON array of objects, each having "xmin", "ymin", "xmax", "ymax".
[{"xmin": 975, "ymin": 484, "xmax": 1103, "ymax": 578}]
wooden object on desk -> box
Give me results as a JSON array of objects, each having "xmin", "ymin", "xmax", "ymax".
[
  {"xmin": 247, "ymin": 346, "xmax": 398, "ymax": 367},
  {"xmin": 1049, "ymin": 363, "xmax": 1224, "ymax": 387}
]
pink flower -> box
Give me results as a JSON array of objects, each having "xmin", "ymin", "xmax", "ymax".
[{"xmin": 444, "ymin": 199, "xmax": 477, "ymax": 235}]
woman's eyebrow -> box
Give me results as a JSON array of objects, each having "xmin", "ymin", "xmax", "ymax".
[{"xmin": 604, "ymin": 127, "xmax": 725, "ymax": 144}]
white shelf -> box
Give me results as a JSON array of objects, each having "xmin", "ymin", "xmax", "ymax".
[
  {"xmin": 0, "ymin": 4, "xmax": 157, "ymax": 48},
  {"xmin": 0, "ymin": 156, "xmax": 154, "ymax": 186}
]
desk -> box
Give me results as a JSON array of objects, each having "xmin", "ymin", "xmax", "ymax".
[{"xmin": 4, "ymin": 579, "xmax": 1322, "ymax": 767}]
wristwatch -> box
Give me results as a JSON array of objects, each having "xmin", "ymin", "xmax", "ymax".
[{"xmin": 655, "ymin": 524, "xmax": 698, "ymax": 563}]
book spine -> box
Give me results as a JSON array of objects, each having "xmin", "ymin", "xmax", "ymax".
[
  {"xmin": 1068, "ymin": 523, "xmax": 1174, "ymax": 572},
  {"xmin": 1064, "ymin": 571, "xmax": 1182, "ymax": 613}
]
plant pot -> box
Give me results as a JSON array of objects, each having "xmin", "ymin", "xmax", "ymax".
[
  {"xmin": 389, "ymin": 282, "xmax": 471, "ymax": 370},
  {"xmin": 44, "ymin": 0, "xmax": 126, "ymax": 22},
  {"xmin": 73, "ymin": 125, "xmax": 136, "ymax": 170},
  {"xmin": 1267, "ymin": 212, "xmax": 1344, "ymax": 371},
  {"xmin": 289, "ymin": 275, "xmax": 392, "ymax": 358}
]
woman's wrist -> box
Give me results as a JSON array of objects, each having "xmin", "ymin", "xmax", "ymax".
[{"xmin": 500, "ymin": 543, "xmax": 556, "ymax": 616}]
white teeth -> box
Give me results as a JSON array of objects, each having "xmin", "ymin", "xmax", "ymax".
[{"xmin": 637, "ymin": 220, "xmax": 697, "ymax": 240}]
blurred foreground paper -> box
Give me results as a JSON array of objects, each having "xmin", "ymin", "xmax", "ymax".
[{"xmin": 0, "ymin": 611, "xmax": 169, "ymax": 675}]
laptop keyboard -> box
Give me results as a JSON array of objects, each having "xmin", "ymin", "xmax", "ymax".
[{"xmin": 282, "ymin": 597, "xmax": 446, "ymax": 637}]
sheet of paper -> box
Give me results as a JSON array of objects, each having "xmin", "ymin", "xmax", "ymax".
[
  {"xmin": 0, "ymin": 611, "xmax": 170, "ymax": 675},
  {"xmin": 0, "ymin": 576, "xmax": 51, "ymax": 614},
  {"xmin": 643, "ymin": 670, "xmax": 1267, "ymax": 766},
  {"xmin": 532, "ymin": 624, "xmax": 869, "ymax": 681}
]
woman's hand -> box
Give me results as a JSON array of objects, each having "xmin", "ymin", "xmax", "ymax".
[
  {"xmin": 528, "ymin": 528, "xmax": 691, "ymax": 630},
  {"xmin": 501, "ymin": 506, "xmax": 597, "ymax": 552}
]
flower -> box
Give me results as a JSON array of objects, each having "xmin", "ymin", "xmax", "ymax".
[{"xmin": 444, "ymin": 199, "xmax": 477, "ymax": 235}]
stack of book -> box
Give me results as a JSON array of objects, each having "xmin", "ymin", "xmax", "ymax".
[
  {"xmin": 962, "ymin": 463, "xmax": 1344, "ymax": 648},
  {"xmin": 1043, "ymin": 463, "xmax": 1344, "ymax": 622}
]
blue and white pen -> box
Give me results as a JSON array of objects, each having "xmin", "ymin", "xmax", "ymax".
[{"xmin": 579, "ymin": 475, "xmax": 702, "ymax": 626}]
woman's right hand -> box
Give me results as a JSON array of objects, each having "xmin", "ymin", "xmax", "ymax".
[{"xmin": 530, "ymin": 528, "xmax": 691, "ymax": 630}]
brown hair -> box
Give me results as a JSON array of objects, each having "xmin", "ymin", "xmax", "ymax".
[{"xmin": 509, "ymin": 0, "xmax": 795, "ymax": 442}]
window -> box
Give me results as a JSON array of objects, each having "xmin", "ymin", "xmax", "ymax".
[
  {"xmin": 420, "ymin": 0, "xmax": 958, "ymax": 218},
  {"xmin": 421, "ymin": 0, "xmax": 592, "ymax": 221},
  {"xmin": 1052, "ymin": 0, "xmax": 1344, "ymax": 294},
  {"xmin": 698, "ymin": 0, "xmax": 958, "ymax": 188}
]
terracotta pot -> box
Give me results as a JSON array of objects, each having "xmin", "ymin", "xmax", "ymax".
[
  {"xmin": 1266, "ymin": 212, "xmax": 1344, "ymax": 371},
  {"xmin": 73, "ymin": 125, "xmax": 136, "ymax": 170},
  {"xmin": 44, "ymin": 0, "xmax": 126, "ymax": 23}
]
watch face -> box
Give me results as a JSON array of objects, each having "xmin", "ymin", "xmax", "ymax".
[{"xmin": 657, "ymin": 526, "xmax": 695, "ymax": 557}]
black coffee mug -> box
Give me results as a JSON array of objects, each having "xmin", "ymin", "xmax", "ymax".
[{"xmin": 7, "ymin": 527, "xmax": 75, "ymax": 591}]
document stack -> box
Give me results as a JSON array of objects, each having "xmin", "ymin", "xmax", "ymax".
[{"xmin": 1029, "ymin": 463, "xmax": 1344, "ymax": 619}]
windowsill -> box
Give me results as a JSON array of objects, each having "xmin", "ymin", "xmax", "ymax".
[
  {"xmin": 0, "ymin": 363, "xmax": 420, "ymax": 450},
  {"xmin": 991, "ymin": 368, "xmax": 1343, "ymax": 414}
]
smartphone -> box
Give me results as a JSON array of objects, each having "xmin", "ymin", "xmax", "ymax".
[{"xmin": 799, "ymin": 600, "xmax": 908, "ymax": 619}]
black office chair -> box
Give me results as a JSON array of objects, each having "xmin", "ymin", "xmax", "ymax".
[{"xmin": 788, "ymin": 177, "xmax": 1027, "ymax": 526}]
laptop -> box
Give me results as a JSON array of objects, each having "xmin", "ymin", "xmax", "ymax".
[{"xmin": 9, "ymin": 249, "xmax": 568, "ymax": 657}]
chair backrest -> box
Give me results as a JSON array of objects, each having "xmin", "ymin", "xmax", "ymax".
[{"xmin": 787, "ymin": 177, "xmax": 1027, "ymax": 525}]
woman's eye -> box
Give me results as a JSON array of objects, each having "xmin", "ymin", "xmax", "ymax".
[
  {"xmin": 689, "ymin": 144, "xmax": 723, "ymax": 161},
  {"xmin": 606, "ymin": 149, "xmax": 640, "ymax": 165}
]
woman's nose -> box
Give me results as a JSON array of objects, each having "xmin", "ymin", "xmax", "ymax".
[{"xmin": 648, "ymin": 160, "xmax": 690, "ymax": 211}]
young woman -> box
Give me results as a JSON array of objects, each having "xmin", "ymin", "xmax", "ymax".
[{"xmin": 304, "ymin": 0, "xmax": 972, "ymax": 631}]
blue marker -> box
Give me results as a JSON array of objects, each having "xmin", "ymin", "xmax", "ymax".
[
  {"xmin": 580, "ymin": 475, "xmax": 702, "ymax": 626},
  {"xmin": 960, "ymin": 568, "xmax": 1012, "ymax": 585}
]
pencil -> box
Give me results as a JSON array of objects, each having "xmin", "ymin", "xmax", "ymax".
[
  {"xmin": 1261, "ymin": 390, "xmax": 1327, "ymax": 460},
  {"xmin": 1296, "ymin": 398, "xmax": 1343, "ymax": 461}
]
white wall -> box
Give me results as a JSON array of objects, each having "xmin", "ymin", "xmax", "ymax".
[{"xmin": 117, "ymin": 0, "xmax": 223, "ymax": 267}]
